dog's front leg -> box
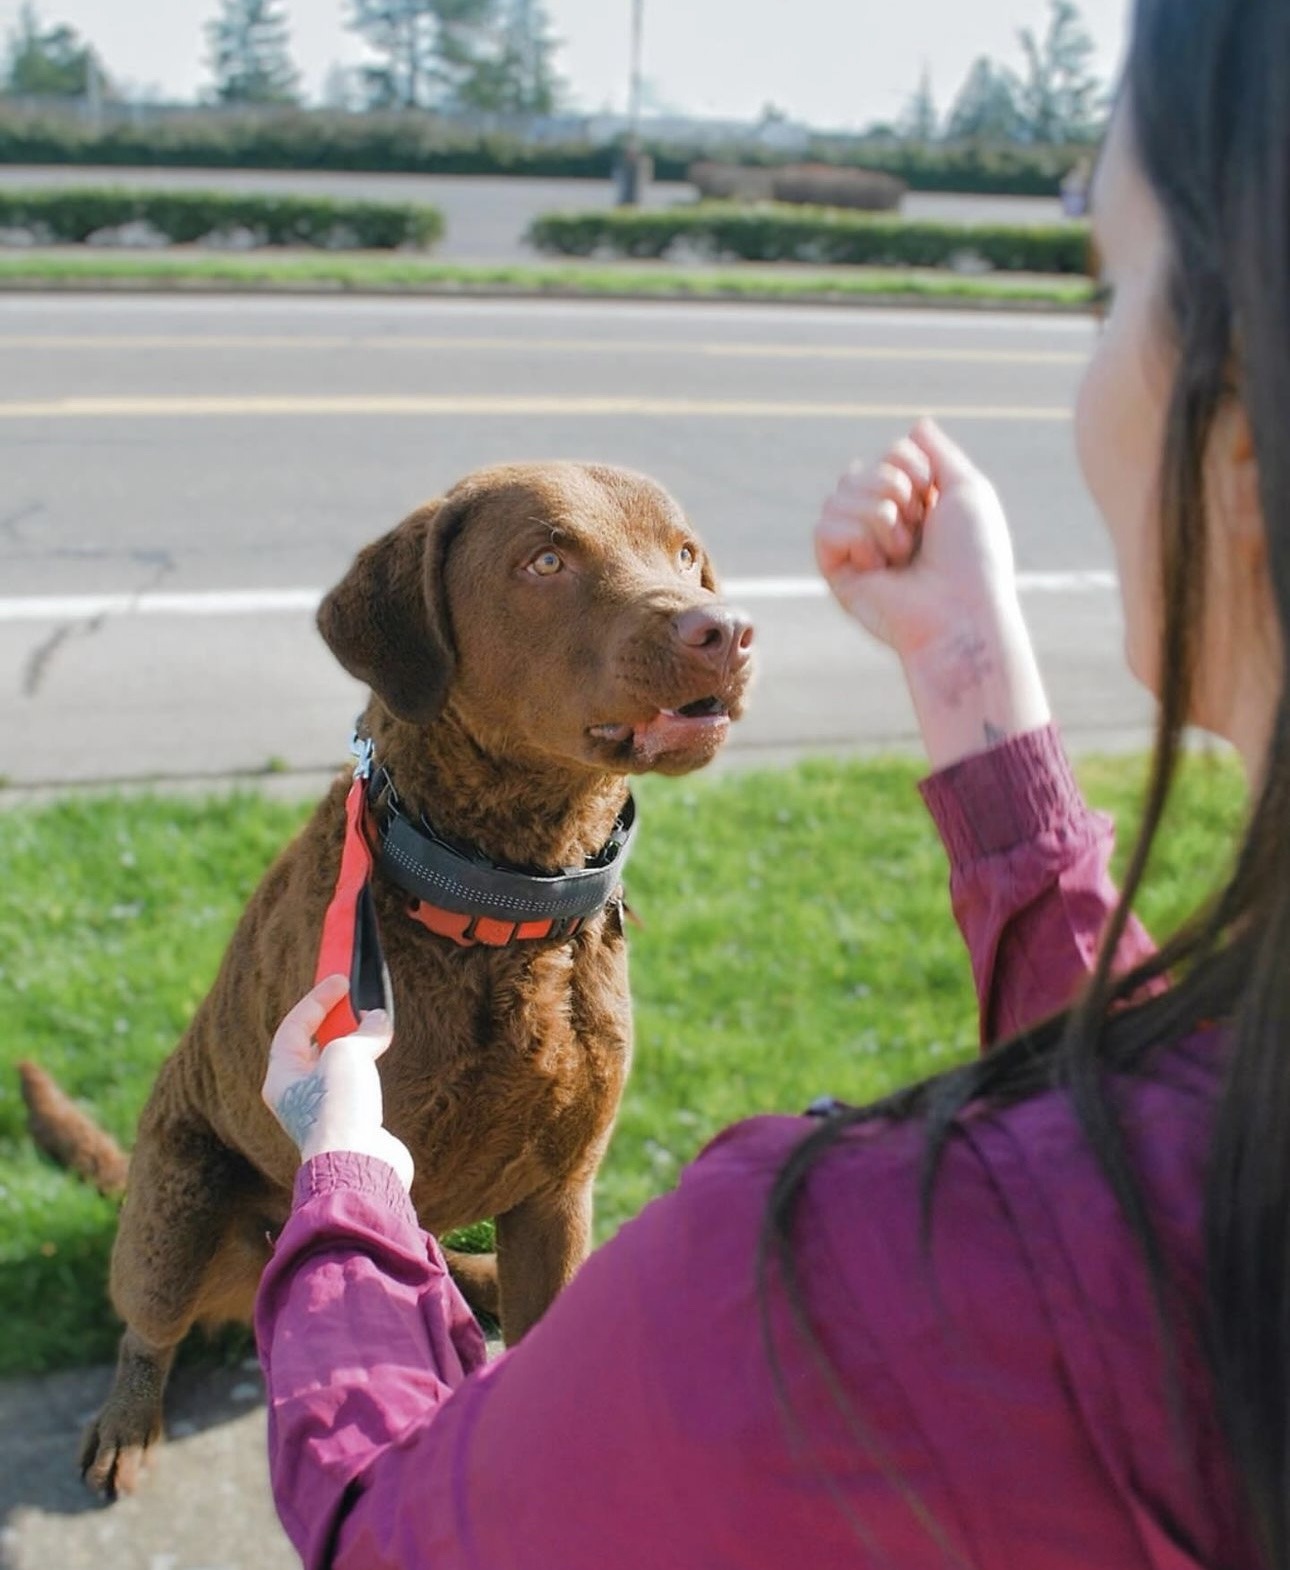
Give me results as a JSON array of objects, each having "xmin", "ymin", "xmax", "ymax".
[{"xmin": 494, "ymin": 1177, "xmax": 594, "ymax": 1345}]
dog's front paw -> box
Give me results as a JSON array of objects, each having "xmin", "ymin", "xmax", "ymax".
[{"xmin": 80, "ymin": 1399, "xmax": 163, "ymax": 1499}]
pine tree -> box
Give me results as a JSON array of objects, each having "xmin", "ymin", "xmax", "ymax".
[
  {"xmin": 347, "ymin": 0, "xmax": 497, "ymax": 111},
  {"xmin": 3, "ymin": 2, "xmax": 108, "ymax": 97},
  {"xmin": 945, "ymin": 57, "xmax": 1021, "ymax": 142},
  {"xmin": 899, "ymin": 66, "xmax": 939, "ymax": 144},
  {"xmin": 455, "ymin": 0, "xmax": 563, "ymax": 115},
  {"xmin": 206, "ymin": 0, "xmax": 299, "ymax": 106}
]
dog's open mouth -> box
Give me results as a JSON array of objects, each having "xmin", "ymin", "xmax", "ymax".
[{"xmin": 589, "ymin": 695, "xmax": 732, "ymax": 763}]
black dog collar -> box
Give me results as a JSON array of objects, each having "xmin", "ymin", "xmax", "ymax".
[
  {"xmin": 371, "ymin": 767, "xmax": 637, "ymax": 947},
  {"xmin": 314, "ymin": 730, "xmax": 637, "ymax": 1043}
]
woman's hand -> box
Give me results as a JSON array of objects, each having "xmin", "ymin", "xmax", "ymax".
[
  {"xmin": 815, "ymin": 419, "xmax": 1019, "ymax": 657},
  {"xmin": 263, "ymin": 975, "xmax": 414, "ymax": 1191},
  {"xmin": 815, "ymin": 420, "xmax": 1051, "ymax": 770}
]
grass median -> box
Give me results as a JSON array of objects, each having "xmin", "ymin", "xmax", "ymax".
[
  {"xmin": 0, "ymin": 251, "xmax": 1096, "ymax": 309},
  {"xmin": 0, "ymin": 751, "xmax": 1240, "ymax": 1375}
]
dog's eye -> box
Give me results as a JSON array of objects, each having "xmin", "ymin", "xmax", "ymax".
[
  {"xmin": 528, "ymin": 549, "xmax": 564, "ymax": 577},
  {"xmin": 679, "ymin": 545, "xmax": 697, "ymax": 570}
]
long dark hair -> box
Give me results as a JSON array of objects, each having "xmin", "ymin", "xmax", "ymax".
[{"xmin": 761, "ymin": 0, "xmax": 1290, "ymax": 1562}]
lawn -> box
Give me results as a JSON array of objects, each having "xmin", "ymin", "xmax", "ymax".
[
  {"xmin": 0, "ymin": 252, "xmax": 1096, "ymax": 309},
  {"xmin": 0, "ymin": 751, "xmax": 1243, "ymax": 1375}
]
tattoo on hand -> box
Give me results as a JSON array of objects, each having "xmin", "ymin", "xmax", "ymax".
[{"xmin": 277, "ymin": 1073, "xmax": 326, "ymax": 1149}]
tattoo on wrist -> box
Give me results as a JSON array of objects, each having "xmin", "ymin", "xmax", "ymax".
[
  {"xmin": 276, "ymin": 1073, "xmax": 326, "ymax": 1149},
  {"xmin": 928, "ymin": 631, "xmax": 996, "ymax": 711},
  {"xmin": 984, "ymin": 721, "xmax": 1009, "ymax": 747}
]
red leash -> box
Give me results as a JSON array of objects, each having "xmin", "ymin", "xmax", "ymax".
[{"xmin": 314, "ymin": 737, "xmax": 388, "ymax": 1048}]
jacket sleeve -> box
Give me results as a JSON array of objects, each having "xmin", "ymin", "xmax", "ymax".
[
  {"xmin": 918, "ymin": 726, "xmax": 1158, "ymax": 1047},
  {"xmin": 255, "ymin": 1132, "xmax": 977, "ymax": 1570},
  {"xmin": 254, "ymin": 1152, "xmax": 488, "ymax": 1569},
  {"xmin": 254, "ymin": 1151, "xmax": 739, "ymax": 1570}
]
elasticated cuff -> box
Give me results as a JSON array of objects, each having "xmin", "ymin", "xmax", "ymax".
[
  {"xmin": 918, "ymin": 725, "xmax": 1089, "ymax": 866},
  {"xmin": 293, "ymin": 1149, "xmax": 419, "ymax": 1231}
]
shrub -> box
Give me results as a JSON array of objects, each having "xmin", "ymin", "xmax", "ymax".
[
  {"xmin": 689, "ymin": 162, "xmax": 776, "ymax": 202},
  {"xmin": 689, "ymin": 162, "xmax": 905, "ymax": 212},
  {"xmin": 526, "ymin": 204, "xmax": 1091, "ymax": 274},
  {"xmin": 769, "ymin": 164, "xmax": 905, "ymax": 212},
  {"xmin": 0, "ymin": 109, "xmax": 1091, "ymax": 197},
  {"xmin": 0, "ymin": 109, "xmax": 660, "ymax": 179},
  {"xmin": 0, "ymin": 186, "xmax": 445, "ymax": 249}
]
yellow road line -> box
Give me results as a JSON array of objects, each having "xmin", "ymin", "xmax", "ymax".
[
  {"xmin": 0, "ymin": 393, "xmax": 1072, "ymax": 421},
  {"xmin": 0, "ymin": 334, "xmax": 1088, "ymax": 367}
]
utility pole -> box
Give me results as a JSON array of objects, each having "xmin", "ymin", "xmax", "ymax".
[
  {"xmin": 619, "ymin": 0, "xmax": 645, "ymax": 205},
  {"xmin": 85, "ymin": 53, "xmax": 104, "ymax": 132}
]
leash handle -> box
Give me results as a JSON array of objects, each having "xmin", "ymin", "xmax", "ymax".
[{"xmin": 315, "ymin": 758, "xmax": 389, "ymax": 1048}]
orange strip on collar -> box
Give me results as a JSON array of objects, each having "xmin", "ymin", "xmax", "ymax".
[{"xmin": 404, "ymin": 898, "xmax": 582, "ymax": 948}]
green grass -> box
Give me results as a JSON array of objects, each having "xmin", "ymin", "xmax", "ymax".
[
  {"xmin": 0, "ymin": 752, "xmax": 1243, "ymax": 1374},
  {"xmin": 0, "ymin": 251, "xmax": 1096, "ymax": 308}
]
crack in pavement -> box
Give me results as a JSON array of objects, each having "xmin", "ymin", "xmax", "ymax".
[
  {"xmin": 20, "ymin": 548, "xmax": 177, "ymax": 698},
  {"xmin": 0, "ymin": 501, "xmax": 42, "ymax": 546}
]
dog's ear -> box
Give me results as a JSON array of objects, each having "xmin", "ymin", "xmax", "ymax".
[{"xmin": 317, "ymin": 496, "xmax": 469, "ymax": 725}]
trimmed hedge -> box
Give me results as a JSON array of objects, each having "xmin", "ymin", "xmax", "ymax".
[
  {"xmin": 526, "ymin": 205, "xmax": 1091, "ymax": 273},
  {"xmin": 0, "ymin": 186, "xmax": 444, "ymax": 248},
  {"xmin": 690, "ymin": 160, "xmax": 905, "ymax": 211},
  {"xmin": 0, "ymin": 110, "xmax": 676, "ymax": 180},
  {"xmin": 820, "ymin": 143, "xmax": 1087, "ymax": 198},
  {"xmin": 0, "ymin": 110, "xmax": 1090, "ymax": 197}
]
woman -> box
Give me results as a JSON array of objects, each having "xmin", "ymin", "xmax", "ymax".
[{"xmin": 255, "ymin": 0, "xmax": 1289, "ymax": 1562}]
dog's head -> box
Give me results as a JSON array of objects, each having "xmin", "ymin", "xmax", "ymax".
[{"xmin": 318, "ymin": 462, "xmax": 753, "ymax": 777}]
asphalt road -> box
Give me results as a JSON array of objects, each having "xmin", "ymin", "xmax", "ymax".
[
  {"xmin": 0, "ymin": 292, "xmax": 1151, "ymax": 791},
  {"xmin": 0, "ymin": 165, "xmax": 1067, "ymax": 261}
]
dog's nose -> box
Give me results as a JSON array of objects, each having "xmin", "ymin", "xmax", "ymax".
[{"xmin": 673, "ymin": 605, "xmax": 755, "ymax": 668}]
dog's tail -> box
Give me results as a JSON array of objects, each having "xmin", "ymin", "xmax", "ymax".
[{"xmin": 17, "ymin": 1061, "xmax": 129, "ymax": 1199}]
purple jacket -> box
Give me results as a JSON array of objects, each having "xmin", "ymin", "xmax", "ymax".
[{"xmin": 255, "ymin": 729, "xmax": 1256, "ymax": 1568}]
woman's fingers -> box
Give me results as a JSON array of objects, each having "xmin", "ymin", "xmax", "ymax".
[
  {"xmin": 909, "ymin": 419, "xmax": 975, "ymax": 489},
  {"xmin": 841, "ymin": 459, "xmax": 916, "ymax": 511},
  {"xmin": 816, "ymin": 508, "xmax": 891, "ymax": 576},
  {"xmin": 285, "ymin": 974, "xmax": 350, "ymax": 1039},
  {"xmin": 351, "ymin": 1009, "xmax": 394, "ymax": 1061},
  {"xmin": 884, "ymin": 436, "xmax": 936, "ymax": 497},
  {"xmin": 819, "ymin": 484, "xmax": 917, "ymax": 570},
  {"xmin": 819, "ymin": 420, "xmax": 989, "ymax": 600},
  {"xmin": 269, "ymin": 974, "xmax": 350, "ymax": 1068}
]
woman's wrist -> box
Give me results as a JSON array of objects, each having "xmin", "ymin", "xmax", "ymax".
[
  {"xmin": 298, "ymin": 1127, "xmax": 415, "ymax": 1191},
  {"xmin": 900, "ymin": 595, "xmax": 1051, "ymax": 772}
]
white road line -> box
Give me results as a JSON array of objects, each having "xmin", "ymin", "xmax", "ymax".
[
  {"xmin": 0, "ymin": 573, "xmax": 1117, "ymax": 624},
  {"xmin": 0, "ymin": 394, "xmax": 1071, "ymax": 421}
]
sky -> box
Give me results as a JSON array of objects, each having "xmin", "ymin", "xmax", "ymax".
[{"xmin": 1, "ymin": 0, "xmax": 1132, "ymax": 130}]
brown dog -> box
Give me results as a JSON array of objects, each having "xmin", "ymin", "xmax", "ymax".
[{"xmin": 20, "ymin": 461, "xmax": 753, "ymax": 1498}]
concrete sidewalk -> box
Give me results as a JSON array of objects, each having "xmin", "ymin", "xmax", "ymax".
[{"xmin": 0, "ymin": 1358, "xmax": 298, "ymax": 1570}]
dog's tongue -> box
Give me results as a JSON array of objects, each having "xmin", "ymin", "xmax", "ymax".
[{"xmin": 631, "ymin": 709, "xmax": 715, "ymax": 763}]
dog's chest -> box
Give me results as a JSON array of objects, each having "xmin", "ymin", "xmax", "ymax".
[{"xmin": 381, "ymin": 930, "xmax": 631, "ymax": 1223}]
